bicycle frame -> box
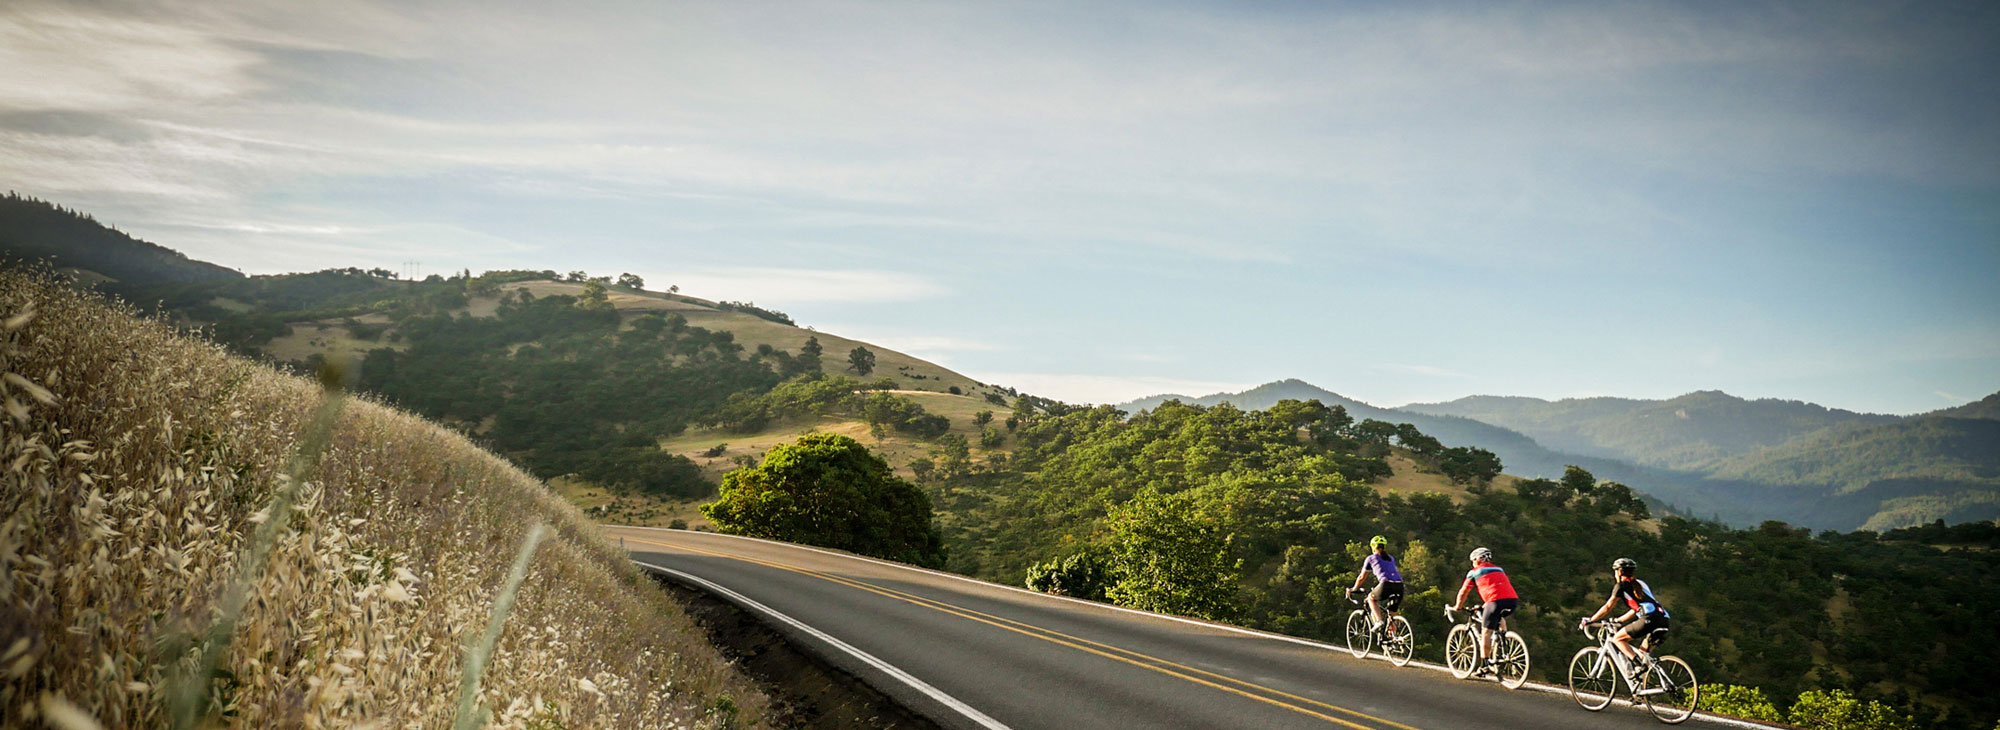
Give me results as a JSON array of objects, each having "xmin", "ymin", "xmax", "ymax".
[{"xmin": 1582, "ymin": 621, "xmax": 1668, "ymax": 696}]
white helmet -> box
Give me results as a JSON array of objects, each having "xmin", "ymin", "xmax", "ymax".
[{"xmin": 1470, "ymin": 547, "xmax": 1494, "ymax": 563}]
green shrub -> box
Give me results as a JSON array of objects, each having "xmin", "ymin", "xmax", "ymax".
[
  {"xmin": 1787, "ymin": 689, "xmax": 1917, "ymax": 730},
  {"xmin": 1025, "ymin": 552, "xmax": 1113, "ymax": 601},
  {"xmin": 1700, "ymin": 684, "xmax": 1782, "ymax": 722}
]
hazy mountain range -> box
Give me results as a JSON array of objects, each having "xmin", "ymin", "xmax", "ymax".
[{"xmin": 1122, "ymin": 380, "xmax": 2000, "ymax": 531}]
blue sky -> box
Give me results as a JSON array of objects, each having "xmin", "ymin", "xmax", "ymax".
[{"xmin": 3, "ymin": 0, "xmax": 1995, "ymax": 413}]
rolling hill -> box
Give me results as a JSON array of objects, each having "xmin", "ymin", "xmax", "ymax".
[
  {"xmin": 1401, "ymin": 390, "xmax": 1899, "ymax": 472},
  {"xmin": 0, "ymin": 193, "xmax": 242, "ymax": 284},
  {"xmin": 1123, "ymin": 380, "xmax": 2000, "ymax": 531}
]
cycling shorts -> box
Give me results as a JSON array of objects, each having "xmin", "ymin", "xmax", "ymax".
[
  {"xmin": 1479, "ymin": 598, "xmax": 1518, "ymax": 631},
  {"xmin": 1620, "ymin": 614, "xmax": 1670, "ymax": 648},
  {"xmin": 1369, "ymin": 581, "xmax": 1405, "ymax": 612}
]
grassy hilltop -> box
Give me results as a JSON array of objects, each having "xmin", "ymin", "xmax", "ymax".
[{"xmin": 0, "ymin": 269, "xmax": 768, "ymax": 728}]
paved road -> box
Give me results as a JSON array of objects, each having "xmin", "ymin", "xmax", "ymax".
[{"xmin": 612, "ymin": 527, "xmax": 1767, "ymax": 730}]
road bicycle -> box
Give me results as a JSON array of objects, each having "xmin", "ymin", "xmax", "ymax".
[
  {"xmin": 1343, "ymin": 592, "xmax": 1414, "ymax": 666},
  {"xmin": 1443, "ymin": 604, "xmax": 1529, "ymax": 689},
  {"xmin": 1568, "ymin": 620, "xmax": 1700, "ymax": 724}
]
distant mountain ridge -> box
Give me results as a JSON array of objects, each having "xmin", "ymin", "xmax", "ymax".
[
  {"xmin": 1402, "ymin": 390, "xmax": 1899, "ymax": 472},
  {"xmin": 0, "ymin": 193, "xmax": 242, "ymax": 284},
  {"xmin": 1120, "ymin": 380, "xmax": 2000, "ymax": 531}
]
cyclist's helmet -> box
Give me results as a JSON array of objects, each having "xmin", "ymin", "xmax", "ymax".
[
  {"xmin": 1370, "ymin": 535, "xmax": 1389, "ymax": 548},
  {"xmin": 1613, "ymin": 557, "xmax": 1638, "ymax": 574},
  {"xmin": 1470, "ymin": 547, "xmax": 1494, "ymax": 563}
]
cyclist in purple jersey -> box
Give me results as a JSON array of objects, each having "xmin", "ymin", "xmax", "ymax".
[{"xmin": 1349, "ymin": 535, "xmax": 1406, "ymax": 638}]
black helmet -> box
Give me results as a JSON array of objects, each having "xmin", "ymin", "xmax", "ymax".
[{"xmin": 1613, "ymin": 557, "xmax": 1638, "ymax": 573}]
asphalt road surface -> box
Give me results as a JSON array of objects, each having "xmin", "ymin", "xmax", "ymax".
[{"xmin": 612, "ymin": 526, "xmax": 1771, "ymax": 730}]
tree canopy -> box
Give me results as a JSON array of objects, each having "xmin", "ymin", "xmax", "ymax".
[{"xmin": 702, "ymin": 433, "xmax": 945, "ymax": 568}]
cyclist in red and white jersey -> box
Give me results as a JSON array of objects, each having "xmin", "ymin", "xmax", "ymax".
[{"xmin": 1448, "ymin": 546, "xmax": 1518, "ymax": 673}]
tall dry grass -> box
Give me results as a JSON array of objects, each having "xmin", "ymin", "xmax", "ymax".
[{"xmin": 0, "ymin": 269, "xmax": 769, "ymax": 729}]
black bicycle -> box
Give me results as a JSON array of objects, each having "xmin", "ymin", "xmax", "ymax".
[{"xmin": 1344, "ymin": 592, "xmax": 1414, "ymax": 666}]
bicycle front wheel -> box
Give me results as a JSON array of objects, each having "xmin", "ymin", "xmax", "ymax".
[
  {"xmin": 1643, "ymin": 655, "xmax": 1698, "ymax": 724},
  {"xmin": 1345, "ymin": 610, "xmax": 1372, "ymax": 658},
  {"xmin": 1493, "ymin": 631, "xmax": 1530, "ymax": 689},
  {"xmin": 1445, "ymin": 625, "xmax": 1477, "ymax": 678},
  {"xmin": 1386, "ymin": 615, "xmax": 1414, "ymax": 667},
  {"xmin": 1567, "ymin": 647, "xmax": 1615, "ymax": 710}
]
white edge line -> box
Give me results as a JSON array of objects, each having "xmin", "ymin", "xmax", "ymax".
[
  {"xmin": 631, "ymin": 559, "xmax": 1013, "ymax": 730},
  {"xmin": 618, "ymin": 527, "xmax": 1779, "ymax": 730}
]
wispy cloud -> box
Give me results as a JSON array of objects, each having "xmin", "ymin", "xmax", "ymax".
[{"xmin": 666, "ymin": 268, "xmax": 947, "ymax": 305}]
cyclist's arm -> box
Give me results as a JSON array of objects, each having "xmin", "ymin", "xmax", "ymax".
[
  {"xmin": 1451, "ymin": 577, "xmax": 1474, "ymax": 610},
  {"xmin": 1351, "ymin": 558, "xmax": 1371, "ymax": 592}
]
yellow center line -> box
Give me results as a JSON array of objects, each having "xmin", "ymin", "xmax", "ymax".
[{"xmin": 625, "ymin": 535, "xmax": 1426, "ymax": 730}]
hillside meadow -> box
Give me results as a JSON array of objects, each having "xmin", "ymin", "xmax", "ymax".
[{"xmin": 0, "ymin": 269, "xmax": 769, "ymax": 729}]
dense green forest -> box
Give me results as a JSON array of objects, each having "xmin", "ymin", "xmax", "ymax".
[{"xmin": 930, "ymin": 398, "xmax": 2000, "ymax": 730}]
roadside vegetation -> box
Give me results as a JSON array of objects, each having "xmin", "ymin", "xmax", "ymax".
[{"xmin": 0, "ymin": 269, "xmax": 769, "ymax": 728}]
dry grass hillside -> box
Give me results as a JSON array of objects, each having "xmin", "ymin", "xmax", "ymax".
[
  {"xmin": 265, "ymin": 279, "xmax": 1003, "ymax": 400},
  {"xmin": 0, "ymin": 270, "xmax": 770, "ymax": 729}
]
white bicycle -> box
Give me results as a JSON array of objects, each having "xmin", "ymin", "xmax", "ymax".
[
  {"xmin": 1568, "ymin": 620, "xmax": 1700, "ymax": 724},
  {"xmin": 1444, "ymin": 604, "xmax": 1529, "ymax": 689}
]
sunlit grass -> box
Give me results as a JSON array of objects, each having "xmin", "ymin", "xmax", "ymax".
[{"xmin": 0, "ymin": 269, "xmax": 769, "ymax": 728}]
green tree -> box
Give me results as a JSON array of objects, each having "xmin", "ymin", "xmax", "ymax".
[
  {"xmin": 616, "ymin": 272, "xmax": 644, "ymax": 289},
  {"xmin": 1561, "ymin": 465, "xmax": 1597, "ymax": 496},
  {"xmin": 848, "ymin": 345, "xmax": 876, "ymax": 375},
  {"xmin": 973, "ymin": 410, "xmax": 994, "ymax": 426},
  {"xmin": 1104, "ymin": 488, "xmax": 1240, "ymax": 620},
  {"xmin": 932, "ymin": 433, "xmax": 971, "ymax": 477},
  {"xmin": 1439, "ymin": 446, "xmax": 1502, "ymax": 486},
  {"xmin": 799, "ymin": 336, "xmax": 824, "ymax": 372},
  {"xmin": 980, "ymin": 425, "xmax": 1005, "ymax": 449},
  {"xmin": 702, "ymin": 434, "xmax": 945, "ymax": 568},
  {"xmin": 578, "ymin": 280, "xmax": 611, "ymax": 310}
]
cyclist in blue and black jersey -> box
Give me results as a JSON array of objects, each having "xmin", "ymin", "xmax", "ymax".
[{"xmin": 1579, "ymin": 557, "xmax": 1671, "ymax": 672}]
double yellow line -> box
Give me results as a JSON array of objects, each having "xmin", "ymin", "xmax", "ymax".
[{"xmin": 625, "ymin": 535, "xmax": 1425, "ymax": 730}]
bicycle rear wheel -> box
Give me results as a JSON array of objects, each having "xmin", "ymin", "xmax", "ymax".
[
  {"xmin": 1567, "ymin": 647, "xmax": 1615, "ymax": 710},
  {"xmin": 1386, "ymin": 615, "xmax": 1414, "ymax": 667},
  {"xmin": 1445, "ymin": 625, "xmax": 1477, "ymax": 678},
  {"xmin": 1642, "ymin": 655, "xmax": 1698, "ymax": 724},
  {"xmin": 1493, "ymin": 631, "xmax": 1530, "ymax": 689},
  {"xmin": 1345, "ymin": 610, "xmax": 1372, "ymax": 658}
]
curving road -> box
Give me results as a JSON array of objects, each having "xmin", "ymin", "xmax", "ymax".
[{"xmin": 612, "ymin": 526, "xmax": 1772, "ymax": 730}]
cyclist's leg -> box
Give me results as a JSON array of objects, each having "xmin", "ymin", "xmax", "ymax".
[
  {"xmin": 1634, "ymin": 616, "xmax": 1667, "ymax": 661},
  {"xmin": 1612, "ymin": 618, "xmax": 1644, "ymax": 660},
  {"xmin": 1381, "ymin": 582, "xmax": 1404, "ymax": 637}
]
